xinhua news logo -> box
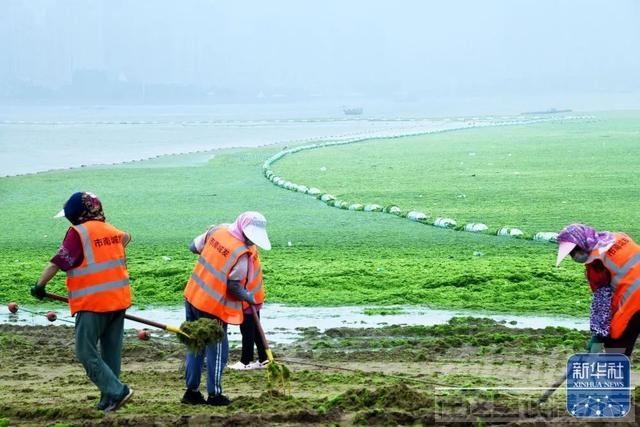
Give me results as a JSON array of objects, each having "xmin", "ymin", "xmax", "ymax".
[
  {"xmin": 433, "ymin": 352, "xmax": 634, "ymax": 423},
  {"xmin": 566, "ymin": 353, "xmax": 631, "ymax": 418}
]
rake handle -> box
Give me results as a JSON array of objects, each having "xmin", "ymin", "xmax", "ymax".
[
  {"xmin": 539, "ymin": 374, "xmax": 566, "ymax": 404},
  {"xmin": 44, "ymin": 292, "xmax": 170, "ymax": 330},
  {"xmin": 251, "ymin": 305, "xmax": 274, "ymax": 362},
  {"xmin": 123, "ymin": 313, "xmax": 171, "ymax": 330}
]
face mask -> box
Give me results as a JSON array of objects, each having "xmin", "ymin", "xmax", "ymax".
[{"xmin": 571, "ymin": 250, "xmax": 589, "ymax": 264}]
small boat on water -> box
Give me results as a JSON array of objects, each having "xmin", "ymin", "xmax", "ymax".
[{"xmin": 343, "ymin": 106, "xmax": 363, "ymax": 115}]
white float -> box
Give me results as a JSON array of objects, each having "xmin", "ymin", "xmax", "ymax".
[
  {"xmin": 533, "ymin": 232, "xmax": 558, "ymax": 242},
  {"xmin": 434, "ymin": 217, "xmax": 457, "ymax": 228},
  {"xmin": 497, "ymin": 227, "xmax": 524, "ymax": 237},
  {"xmin": 364, "ymin": 204, "xmax": 383, "ymax": 212},
  {"xmin": 407, "ymin": 211, "xmax": 428, "ymax": 222},
  {"xmin": 464, "ymin": 223, "xmax": 488, "ymax": 232},
  {"xmin": 387, "ymin": 206, "xmax": 401, "ymax": 215}
]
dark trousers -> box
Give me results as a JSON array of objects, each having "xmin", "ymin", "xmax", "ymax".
[
  {"xmin": 239, "ymin": 310, "xmax": 268, "ymax": 365},
  {"xmin": 75, "ymin": 310, "xmax": 127, "ymax": 403},
  {"xmin": 605, "ymin": 311, "xmax": 640, "ymax": 356}
]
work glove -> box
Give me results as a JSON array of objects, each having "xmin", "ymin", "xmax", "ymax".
[
  {"xmin": 586, "ymin": 335, "xmax": 605, "ymax": 353},
  {"xmin": 30, "ymin": 283, "xmax": 46, "ymax": 300}
]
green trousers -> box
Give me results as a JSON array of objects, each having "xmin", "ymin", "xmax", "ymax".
[{"xmin": 75, "ymin": 310, "xmax": 127, "ymax": 402}]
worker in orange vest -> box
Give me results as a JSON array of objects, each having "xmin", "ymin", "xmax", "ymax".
[
  {"xmin": 181, "ymin": 211, "xmax": 271, "ymax": 406},
  {"xmin": 30, "ymin": 192, "xmax": 134, "ymax": 412},
  {"xmin": 556, "ymin": 223, "xmax": 640, "ymax": 356}
]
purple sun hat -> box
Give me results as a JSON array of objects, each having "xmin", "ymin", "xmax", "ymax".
[{"xmin": 555, "ymin": 223, "xmax": 615, "ymax": 266}]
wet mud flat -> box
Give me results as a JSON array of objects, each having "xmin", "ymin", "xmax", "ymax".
[{"xmin": 1, "ymin": 317, "xmax": 639, "ymax": 426}]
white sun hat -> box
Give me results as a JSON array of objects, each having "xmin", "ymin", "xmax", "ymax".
[
  {"xmin": 243, "ymin": 213, "xmax": 271, "ymax": 250},
  {"xmin": 556, "ymin": 241, "xmax": 577, "ymax": 267}
]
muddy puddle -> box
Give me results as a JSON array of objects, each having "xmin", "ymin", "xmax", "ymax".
[{"xmin": 1, "ymin": 303, "xmax": 587, "ymax": 344}]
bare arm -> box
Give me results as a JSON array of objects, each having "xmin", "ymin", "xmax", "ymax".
[{"xmin": 36, "ymin": 262, "xmax": 60, "ymax": 287}]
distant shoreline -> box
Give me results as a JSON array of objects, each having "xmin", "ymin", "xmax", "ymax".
[
  {"xmin": 0, "ymin": 110, "xmax": 471, "ymax": 177},
  {"xmin": 2, "ymin": 104, "xmax": 592, "ymax": 178}
]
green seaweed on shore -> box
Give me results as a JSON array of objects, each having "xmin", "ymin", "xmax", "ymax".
[
  {"xmin": 266, "ymin": 361, "xmax": 292, "ymax": 394},
  {"xmin": 177, "ymin": 318, "xmax": 224, "ymax": 353},
  {"xmin": 363, "ymin": 307, "xmax": 404, "ymax": 316}
]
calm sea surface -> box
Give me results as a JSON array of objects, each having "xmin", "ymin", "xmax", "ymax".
[{"xmin": 0, "ymin": 104, "xmax": 478, "ymax": 176}]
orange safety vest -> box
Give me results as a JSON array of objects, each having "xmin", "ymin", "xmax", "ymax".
[
  {"xmin": 242, "ymin": 245, "xmax": 265, "ymax": 311},
  {"xmin": 184, "ymin": 227, "xmax": 257, "ymax": 325},
  {"xmin": 588, "ymin": 233, "xmax": 640, "ymax": 339},
  {"xmin": 66, "ymin": 221, "xmax": 131, "ymax": 315}
]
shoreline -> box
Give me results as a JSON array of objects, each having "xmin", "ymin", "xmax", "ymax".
[
  {"xmin": 1, "ymin": 303, "xmax": 588, "ymax": 344},
  {"xmin": 1, "ymin": 103, "xmax": 543, "ymax": 178},
  {"xmin": 1, "ymin": 116, "xmax": 468, "ymax": 177}
]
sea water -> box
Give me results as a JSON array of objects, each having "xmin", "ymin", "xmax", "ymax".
[
  {"xmin": 0, "ymin": 103, "xmax": 474, "ymax": 177},
  {"xmin": 1, "ymin": 303, "xmax": 587, "ymax": 345}
]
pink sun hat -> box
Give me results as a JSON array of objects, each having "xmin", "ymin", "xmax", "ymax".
[{"xmin": 229, "ymin": 211, "xmax": 271, "ymax": 250}]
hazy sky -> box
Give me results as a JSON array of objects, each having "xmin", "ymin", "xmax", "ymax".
[{"xmin": 2, "ymin": 0, "xmax": 639, "ymax": 103}]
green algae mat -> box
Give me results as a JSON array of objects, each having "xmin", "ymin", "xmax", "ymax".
[{"xmin": 1, "ymin": 111, "xmax": 639, "ymax": 320}]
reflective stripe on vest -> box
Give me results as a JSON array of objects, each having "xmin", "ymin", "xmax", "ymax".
[
  {"xmin": 65, "ymin": 222, "xmax": 131, "ymax": 314},
  {"xmin": 189, "ymin": 272, "xmax": 243, "ymax": 312},
  {"xmin": 619, "ymin": 278, "xmax": 640, "ymax": 309},
  {"xmin": 68, "ymin": 278, "xmax": 130, "ymax": 299},
  {"xmin": 184, "ymin": 227, "xmax": 250, "ymax": 324},
  {"xmin": 602, "ymin": 252, "xmax": 640, "ymax": 293},
  {"xmin": 75, "ymin": 223, "xmax": 95, "ymax": 263},
  {"xmin": 194, "ymin": 244, "xmax": 248, "ymax": 285},
  {"xmin": 590, "ymin": 233, "xmax": 640, "ymax": 339},
  {"xmin": 247, "ymin": 264, "xmax": 263, "ymax": 298},
  {"xmin": 243, "ymin": 254, "xmax": 265, "ymax": 309},
  {"xmin": 189, "ymin": 240, "xmax": 248, "ymax": 313},
  {"xmin": 67, "ymin": 259, "xmax": 127, "ymax": 277}
]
